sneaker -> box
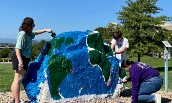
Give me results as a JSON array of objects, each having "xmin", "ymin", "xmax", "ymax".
[{"xmin": 154, "ymin": 94, "xmax": 161, "ymax": 103}]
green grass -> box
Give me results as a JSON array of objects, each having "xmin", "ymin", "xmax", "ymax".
[
  {"xmin": 0, "ymin": 63, "xmax": 24, "ymax": 92},
  {"xmin": 0, "ymin": 63, "xmax": 14, "ymax": 92},
  {"xmin": 0, "ymin": 56, "xmax": 172, "ymax": 92}
]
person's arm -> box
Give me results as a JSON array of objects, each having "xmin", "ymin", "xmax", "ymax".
[
  {"xmin": 15, "ymin": 48, "xmax": 24, "ymax": 70},
  {"xmin": 15, "ymin": 48, "xmax": 23, "ymax": 63},
  {"xmin": 131, "ymin": 68, "xmax": 141, "ymax": 103},
  {"xmin": 111, "ymin": 38, "xmax": 116, "ymax": 53},
  {"xmin": 111, "ymin": 43, "xmax": 115, "ymax": 51},
  {"xmin": 35, "ymin": 29, "xmax": 53, "ymax": 35},
  {"xmin": 15, "ymin": 32, "xmax": 25, "ymax": 70},
  {"xmin": 122, "ymin": 76, "xmax": 131, "ymax": 82},
  {"xmin": 115, "ymin": 46, "xmax": 127, "ymax": 54},
  {"xmin": 115, "ymin": 38, "xmax": 129, "ymax": 54}
]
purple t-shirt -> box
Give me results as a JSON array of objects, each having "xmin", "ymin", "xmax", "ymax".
[{"xmin": 129, "ymin": 62, "xmax": 159, "ymax": 103}]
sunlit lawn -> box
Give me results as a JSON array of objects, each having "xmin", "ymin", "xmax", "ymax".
[
  {"xmin": 0, "ymin": 63, "xmax": 25, "ymax": 92},
  {"xmin": 0, "ymin": 63, "xmax": 14, "ymax": 92}
]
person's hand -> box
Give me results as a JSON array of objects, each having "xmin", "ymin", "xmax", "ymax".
[
  {"xmin": 122, "ymin": 76, "xmax": 128, "ymax": 83},
  {"xmin": 18, "ymin": 61, "xmax": 24, "ymax": 70},
  {"xmin": 45, "ymin": 29, "xmax": 53, "ymax": 33},
  {"xmin": 122, "ymin": 79, "xmax": 127, "ymax": 83}
]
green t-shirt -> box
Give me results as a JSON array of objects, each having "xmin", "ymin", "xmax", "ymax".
[{"xmin": 15, "ymin": 31, "xmax": 36, "ymax": 58}]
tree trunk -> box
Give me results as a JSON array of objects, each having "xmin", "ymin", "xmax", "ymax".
[
  {"xmin": 158, "ymin": 52, "xmax": 161, "ymax": 58},
  {"xmin": 138, "ymin": 53, "xmax": 141, "ymax": 62}
]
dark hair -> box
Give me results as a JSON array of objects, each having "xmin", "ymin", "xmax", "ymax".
[
  {"xmin": 112, "ymin": 30, "xmax": 122, "ymax": 40},
  {"xmin": 19, "ymin": 17, "xmax": 35, "ymax": 34},
  {"xmin": 121, "ymin": 60, "xmax": 134, "ymax": 68}
]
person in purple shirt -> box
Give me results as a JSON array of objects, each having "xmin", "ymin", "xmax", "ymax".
[{"xmin": 121, "ymin": 60, "xmax": 163, "ymax": 103}]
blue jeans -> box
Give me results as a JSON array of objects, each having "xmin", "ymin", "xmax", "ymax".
[{"xmin": 138, "ymin": 76, "xmax": 163, "ymax": 102}]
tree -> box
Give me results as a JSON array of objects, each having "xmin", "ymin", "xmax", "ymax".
[
  {"xmin": 117, "ymin": 0, "xmax": 171, "ymax": 61},
  {"xmin": 32, "ymin": 40, "xmax": 46, "ymax": 60},
  {"xmin": 94, "ymin": 27, "xmax": 110, "ymax": 43},
  {"xmin": 94, "ymin": 22, "xmax": 119, "ymax": 43},
  {"xmin": 0, "ymin": 48, "xmax": 11, "ymax": 58}
]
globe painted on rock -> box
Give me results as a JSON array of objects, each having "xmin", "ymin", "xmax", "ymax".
[{"xmin": 22, "ymin": 31, "xmax": 119, "ymax": 103}]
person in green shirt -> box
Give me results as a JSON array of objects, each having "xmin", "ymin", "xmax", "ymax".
[{"xmin": 11, "ymin": 17, "xmax": 53, "ymax": 103}]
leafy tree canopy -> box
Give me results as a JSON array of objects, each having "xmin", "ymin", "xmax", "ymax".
[
  {"xmin": 117, "ymin": 0, "xmax": 171, "ymax": 61},
  {"xmin": 0, "ymin": 48, "xmax": 11, "ymax": 58}
]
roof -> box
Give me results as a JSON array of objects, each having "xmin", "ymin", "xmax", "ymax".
[{"xmin": 161, "ymin": 23, "xmax": 172, "ymax": 30}]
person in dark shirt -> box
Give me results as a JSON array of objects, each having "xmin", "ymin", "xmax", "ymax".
[{"xmin": 121, "ymin": 60, "xmax": 163, "ymax": 103}]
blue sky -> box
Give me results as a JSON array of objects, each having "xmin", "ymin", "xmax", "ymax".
[{"xmin": 0, "ymin": 0, "xmax": 172, "ymax": 39}]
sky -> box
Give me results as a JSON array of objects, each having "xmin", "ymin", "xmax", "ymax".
[{"xmin": 0, "ymin": 0, "xmax": 172, "ymax": 40}]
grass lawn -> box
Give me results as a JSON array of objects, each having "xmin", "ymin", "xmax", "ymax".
[
  {"xmin": 0, "ymin": 63, "xmax": 14, "ymax": 92},
  {"xmin": 0, "ymin": 63, "xmax": 25, "ymax": 92},
  {"xmin": 0, "ymin": 56, "xmax": 172, "ymax": 92}
]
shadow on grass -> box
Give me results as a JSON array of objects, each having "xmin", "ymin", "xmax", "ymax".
[
  {"xmin": 120, "ymin": 88, "xmax": 131, "ymax": 97},
  {"xmin": 155, "ymin": 67, "xmax": 172, "ymax": 72}
]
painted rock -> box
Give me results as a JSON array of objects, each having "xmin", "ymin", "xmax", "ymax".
[{"xmin": 22, "ymin": 31, "xmax": 119, "ymax": 102}]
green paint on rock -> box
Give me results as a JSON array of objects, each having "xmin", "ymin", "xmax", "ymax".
[
  {"xmin": 48, "ymin": 55, "xmax": 72, "ymax": 99},
  {"xmin": 87, "ymin": 33, "xmax": 104, "ymax": 53},
  {"xmin": 65, "ymin": 37, "xmax": 74, "ymax": 46},
  {"xmin": 87, "ymin": 33, "xmax": 113, "ymax": 82},
  {"xmin": 48, "ymin": 37, "xmax": 65, "ymax": 55}
]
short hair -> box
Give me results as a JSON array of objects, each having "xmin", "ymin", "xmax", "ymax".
[{"xmin": 112, "ymin": 31, "xmax": 122, "ymax": 39}]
